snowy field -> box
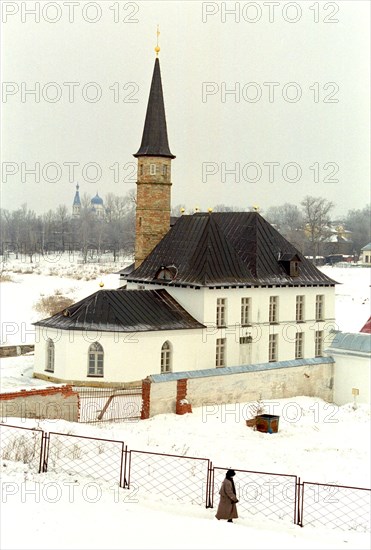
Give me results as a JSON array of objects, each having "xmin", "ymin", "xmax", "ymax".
[{"xmin": 0, "ymin": 256, "xmax": 370, "ymax": 549}]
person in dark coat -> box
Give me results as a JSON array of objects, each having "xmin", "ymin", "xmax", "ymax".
[{"xmin": 215, "ymin": 469, "xmax": 239, "ymax": 522}]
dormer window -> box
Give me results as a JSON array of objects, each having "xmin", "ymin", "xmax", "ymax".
[
  {"xmin": 279, "ymin": 253, "xmax": 301, "ymax": 277},
  {"xmin": 290, "ymin": 261, "xmax": 300, "ymax": 277},
  {"xmin": 155, "ymin": 265, "xmax": 177, "ymax": 281}
]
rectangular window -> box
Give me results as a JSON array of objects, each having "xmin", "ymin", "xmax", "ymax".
[
  {"xmin": 315, "ymin": 331, "xmax": 323, "ymax": 357},
  {"xmin": 216, "ymin": 338, "xmax": 226, "ymax": 367},
  {"xmin": 315, "ymin": 295, "xmax": 324, "ymax": 321},
  {"xmin": 241, "ymin": 297, "xmax": 251, "ymax": 326},
  {"xmin": 150, "ymin": 163, "xmax": 156, "ymax": 175},
  {"xmin": 295, "ymin": 332, "xmax": 304, "ymax": 359},
  {"xmin": 269, "ymin": 334, "xmax": 278, "ymax": 362},
  {"xmin": 269, "ymin": 296, "xmax": 278, "ymax": 324},
  {"xmin": 162, "ymin": 164, "xmax": 167, "ymax": 176},
  {"xmin": 216, "ymin": 298, "xmax": 226, "ymax": 327},
  {"xmin": 296, "ymin": 295, "xmax": 305, "ymax": 322},
  {"xmin": 46, "ymin": 340, "xmax": 55, "ymax": 373},
  {"xmin": 88, "ymin": 356, "xmax": 103, "ymax": 377},
  {"xmin": 239, "ymin": 336, "xmax": 252, "ymax": 345},
  {"xmin": 139, "ymin": 164, "xmax": 143, "ymax": 176}
]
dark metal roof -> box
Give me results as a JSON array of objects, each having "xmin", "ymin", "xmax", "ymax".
[
  {"xmin": 126, "ymin": 212, "xmax": 337, "ymax": 287},
  {"xmin": 118, "ymin": 262, "xmax": 135, "ymax": 276},
  {"xmin": 33, "ymin": 289, "xmax": 205, "ymax": 332},
  {"xmin": 133, "ymin": 58, "xmax": 175, "ymax": 159}
]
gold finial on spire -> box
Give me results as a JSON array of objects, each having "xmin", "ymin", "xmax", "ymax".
[{"xmin": 155, "ymin": 25, "xmax": 160, "ymax": 56}]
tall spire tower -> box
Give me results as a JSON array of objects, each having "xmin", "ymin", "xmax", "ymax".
[{"xmin": 133, "ymin": 29, "xmax": 175, "ymax": 268}]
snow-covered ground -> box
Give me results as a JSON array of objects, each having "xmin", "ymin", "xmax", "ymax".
[
  {"xmin": 0, "ymin": 256, "xmax": 370, "ymax": 549},
  {"xmin": 1, "ymin": 397, "xmax": 370, "ymax": 550}
]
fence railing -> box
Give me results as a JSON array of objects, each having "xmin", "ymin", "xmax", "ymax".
[
  {"xmin": 1, "ymin": 422, "xmax": 370, "ymax": 533},
  {"xmin": 43, "ymin": 432, "xmax": 127, "ymax": 487},
  {"xmin": 127, "ymin": 450, "xmax": 211, "ymax": 507},
  {"xmin": 300, "ymin": 482, "xmax": 371, "ymax": 532},
  {"xmin": 212, "ymin": 467, "xmax": 298, "ymax": 525},
  {"xmin": 0, "ymin": 423, "xmax": 44, "ymax": 473},
  {"xmin": 75, "ymin": 386, "xmax": 142, "ymax": 423}
]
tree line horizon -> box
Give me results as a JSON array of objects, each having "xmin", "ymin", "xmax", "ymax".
[{"xmin": 0, "ymin": 191, "xmax": 369, "ymax": 264}]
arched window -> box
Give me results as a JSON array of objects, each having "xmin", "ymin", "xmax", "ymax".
[
  {"xmin": 88, "ymin": 342, "xmax": 104, "ymax": 377},
  {"xmin": 46, "ymin": 339, "xmax": 55, "ymax": 372},
  {"xmin": 161, "ymin": 341, "xmax": 172, "ymax": 373}
]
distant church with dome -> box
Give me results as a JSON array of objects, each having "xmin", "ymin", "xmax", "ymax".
[{"xmin": 72, "ymin": 184, "xmax": 105, "ymax": 219}]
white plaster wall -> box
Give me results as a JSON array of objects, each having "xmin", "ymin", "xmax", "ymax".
[
  {"xmin": 34, "ymin": 285, "xmax": 336, "ymax": 383},
  {"xmin": 34, "ymin": 326, "xmax": 213, "ymax": 384},
  {"xmin": 332, "ymin": 353, "xmax": 370, "ymax": 405},
  {"xmin": 170, "ymin": 285, "xmax": 336, "ymax": 366},
  {"xmin": 150, "ymin": 380, "xmax": 177, "ymax": 416},
  {"xmin": 147, "ymin": 361, "xmax": 334, "ymax": 416},
  {"xmin": 188, "ymin": 363, "xmax": 334, "ymax": 407}
]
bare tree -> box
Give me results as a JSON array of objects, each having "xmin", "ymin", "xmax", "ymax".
[
  {"xmin": 55, "ymin": 204, "xmax": 70, "ymax": 251},
  {"xmin": 346, "ymin": 205, "xmax": 371, "ymax": 256},
  {"xmin": 301, "ymin": 196, "xmax": 334, "ymax": 262},
  {"xmin": 212, "ymin": 204, "xmax": 246, "ymax": 212},
  {"xmin": 266, "ymin": 203, "xmax": 303, "ymax": 232}
]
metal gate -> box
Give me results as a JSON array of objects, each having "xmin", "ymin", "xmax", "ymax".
[{"xmin": 75, "ymin": 386, "xmax": 142, "ymax": 423}]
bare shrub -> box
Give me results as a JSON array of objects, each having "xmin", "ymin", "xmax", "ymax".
[
  {"xmin": 34, "ymin": 293, "xmax": 75, "ymax": 317},
  {"xmin": 0, "ymin": 273, "xmax": 14, "ymax": 282},
  {"xmin": 2, "ymin": 434, "xmax": 39, "ymax": 464}
]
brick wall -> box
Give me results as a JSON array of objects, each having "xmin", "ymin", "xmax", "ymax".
[
  {"xmin": 0, "ymin": 345, "xmax": 34, "ymax": 358},
  {"xmin": 135, "ymin": 156, "xmax": 172, "ymax": 267},
  {"xmin": 0, "ymin": 385, "xmax": 79, "ymax": 422}
]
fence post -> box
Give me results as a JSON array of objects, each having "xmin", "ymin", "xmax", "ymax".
[
  {"xmin": 207, "ymin": 463, "xmax": 215, "ymax": 508},
  {"xmin": 298, "ymin": 479, "xmax": 304, "ymax": 527},
  {"xmin": 295, "ymin": 477, "xmax": 301, "ymax": 525},
  {"xmin": 120, "ymin": 444, "xmax": 129, "ymax": 488},
  {"xmin": 41, "ymin": 432, "xmax": 50, "ymax": 473},
  {"xmin": 141, "ymin": 379, "xmax": 151, "ymax": 419}
]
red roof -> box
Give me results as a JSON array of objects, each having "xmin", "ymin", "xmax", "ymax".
[{"xmin": 360, "ymin": 317, "xmax": 371, "ymax": 334}]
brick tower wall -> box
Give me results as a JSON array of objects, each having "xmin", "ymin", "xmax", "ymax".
[{"xmin": 135, "ymin": 157, "xmax": 172, "ymax": 267}]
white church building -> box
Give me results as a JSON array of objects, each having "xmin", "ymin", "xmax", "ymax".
[{"xmin": 33, "ymin": 50, "xmax": 337, "ymax": 391}]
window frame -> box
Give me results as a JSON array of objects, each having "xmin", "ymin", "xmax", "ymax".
[
  {"xmin": 241, "ymin": 297, "xmax": 251, "ymax": 326},
  {"xmin": 216, "ymin": 337, "xmax": 226, "ymax": 367},
  {"xmin": 269, "ymin": 296, "xmax": 279, "ymax": 324},
  {"xmin": 315, "ymin": 330, "xmax": 323, "ymax": 357},
  {"xmin": 160, "ymin": 341, "xmax": 172, "ymax": 373},
  {"xmin": 296, "ymin": 295, "xmax": 305, "ymax": 322},
  {"xmin": 45, "ymin": 338, "xmax": 55, "ymax": 373},
  {"xmin": 269, "ymin": 333, "xmax": 278, "ymax": 362},
  {"xmin": 315, "ymin": 294, "xmax": 325, "ymax": 321},
  {"xmin": 88, "ymin": 342, "xmax": 104, "ymax": 377},
  {"xmin": 216, "ymin": 298, "xmax": 227, "ymax": 328},
  {"xmin": 295, "ymin": 331, "xmax": 304, "ymax": 359}
]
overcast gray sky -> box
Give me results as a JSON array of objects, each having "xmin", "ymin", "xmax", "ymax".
[{"xmin": 1, "ymin": 0, "xmax": 370, "ymax": 217}]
